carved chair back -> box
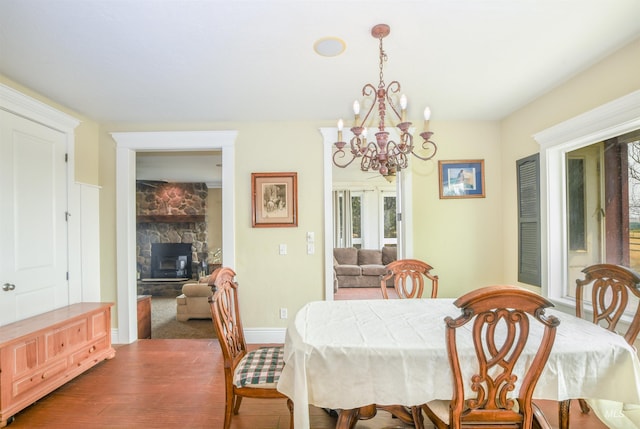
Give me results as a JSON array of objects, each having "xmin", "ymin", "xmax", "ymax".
[
  {"xmin": 440, "ymin": 285, "xmax": 559, "ymax": 429},
  {"xmin": 576, "ymin": 263, "xmax": 640, "ymax": 345},
  {"xmin": 557, "ymin": 264, "xmax": 640, "ymax": 427},
  {"xmin": 381, "ymin": 259, "xmax": 438, "ymax": 299},
  {"xmin": 210, "ymin": 268, "xmax": 247, "ymax": 376}
]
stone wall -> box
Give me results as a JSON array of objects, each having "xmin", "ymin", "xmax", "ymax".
[{"xmin": 136, "ymin": 182, "xmax": 208, "ymax": 279}]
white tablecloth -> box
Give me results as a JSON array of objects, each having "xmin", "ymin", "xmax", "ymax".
[{"xmin": 277, "ymin": 299, "xmax": 640, "ymax": 429}]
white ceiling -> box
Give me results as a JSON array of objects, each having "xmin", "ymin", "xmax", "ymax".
[{"xmin": 2, "ymin": 0, "xmax": 639, "ymax": 182}]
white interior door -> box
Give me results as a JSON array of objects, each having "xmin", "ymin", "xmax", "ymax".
[{"xmin": 0, "ymin": 109, "xmax": 69, "ymax": 325}]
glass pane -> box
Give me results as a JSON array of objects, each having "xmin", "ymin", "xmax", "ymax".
[
  {"xmin": 337, "ymin": 194, "xmax": 344, "ymax": 244},
  {"xmin": 565, "ymin": 144, "xmax": 603, "ymax": 299},
  {"xmin": 567, "ymin": 158, "xmax": 586, "ymax": 251},
  {"xmin": 351, "ymin": 195, "xmax": 361, "ymax": 240},
  {"xmin": 383, "ymin": 196, "xmax": 396, "ymax": 239},
  {"xmin": 629, "ymin": 141, "xmax": 640, "ymax": 271}
]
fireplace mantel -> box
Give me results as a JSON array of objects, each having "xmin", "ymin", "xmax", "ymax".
[{"xmin": 137, "ymin": 215, "xmax": 205, "ymax": 223}]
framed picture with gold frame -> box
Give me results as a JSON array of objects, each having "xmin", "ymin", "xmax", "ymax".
[
  {"xmin": 251, "ymin": 172, "xmax": 298, "ymax": 227},
  {"xmin": 438, "ymin": 160, "xmax": 485, "ymax": 199}
]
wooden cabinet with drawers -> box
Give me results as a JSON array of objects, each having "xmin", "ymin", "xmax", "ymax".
[{"xmin": 0, "ymin": 303, "xmax": 115, "ymax": 427}]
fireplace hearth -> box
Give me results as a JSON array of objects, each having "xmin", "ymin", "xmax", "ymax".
[
  {"xmin": 150, "ymin": 243, "xmax": 193, "ymax": 279},
  {"xmin": 136, "ymin": 182, "xmax": 209, "ymax": 280}
]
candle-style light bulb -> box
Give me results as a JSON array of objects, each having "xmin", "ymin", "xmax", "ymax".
[
  {"xmin": 353, "ymin": 100, "xmax": 360, "ymax": 125},
  {"xmin": 400, "ymin": 94, "xmax": 407, "ymax": 122},
  {"xmin": 423, "ymin": 107, "xmax": 431, "ymax": 131},
  {"xmin": 337, "ymin": 119, "xmax": 344, "ymax": 142},
  {"xmin": 362, "ymin": 127, "xmax": 368, "ymax": 144}
]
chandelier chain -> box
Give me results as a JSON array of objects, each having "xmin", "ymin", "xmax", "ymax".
[{"xmin": 378, "ymin": 36, "xmax": 386, "ymax": 89}]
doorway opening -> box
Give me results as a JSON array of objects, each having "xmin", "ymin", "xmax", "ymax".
[{"xmin": 113, "ymin": 130, "xmax": 236, "ymax": 344}]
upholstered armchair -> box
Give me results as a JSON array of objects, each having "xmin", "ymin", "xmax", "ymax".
[
  {"xmin": 176, "ymin": 269, "xmax": 221, "ymax": 321},
  {"xmin": 176, "ymin": 282, "xmax": 214, "ymax": 321}
]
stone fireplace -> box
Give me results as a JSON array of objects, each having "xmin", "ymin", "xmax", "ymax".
[{"xmin": 136, "ymin": 182, "xmax": 208, "ymax": 280}]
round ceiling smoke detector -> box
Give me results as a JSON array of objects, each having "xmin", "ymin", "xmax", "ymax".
[{"xmin": 313, "ymin": 37, "xmax": 346, "ymax": 57}]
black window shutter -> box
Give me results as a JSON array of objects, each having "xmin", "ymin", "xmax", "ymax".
[{"xmin": 517, "ymin": 153, "xmax": 541, "ymax": 286}]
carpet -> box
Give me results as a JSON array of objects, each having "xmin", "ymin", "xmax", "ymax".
[{"xmin": 150, "ymin": 296, "xmax": 216, "ymax": 339}]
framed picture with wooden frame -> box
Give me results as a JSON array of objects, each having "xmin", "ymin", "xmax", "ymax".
[
  {"xmin": 251, "ymin": 172, "xmax": 298, "ymax": 227},
  {"xmin": 438, "ymin": 159, "xmax": 486, "ymax": 199}
]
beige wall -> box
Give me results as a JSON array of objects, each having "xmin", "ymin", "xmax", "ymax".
[
  {"xmin": 410, "ymin": 121, "xmax": 502, "ymax": 298},
  {"xmin": 500, "ymin": 37, "xmax": 640, "ymax": 288}
]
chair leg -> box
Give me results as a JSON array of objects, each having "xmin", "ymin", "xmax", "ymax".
[
  {"xmin": 578, "ymin": 398, "xmax": 591, "ymax": 414},
  {"xmin": 532, "ymin": 402, "xmax": 553, "ymax": 429},
  {"xmin": 223, "ymin": 391, "xmax": 234, "ymax": 429},
  {"xmin": 233, "ymin": 395, "xmax": 243, "ymax": 415},
  {"xmin": 411, "ymin": 405, "xmax": 424, "ymax": 429},
  {"xmin": 287, "ymin": 399, "xmax": 294, "ymax": 429},
  {"xmin": 558, "ymin": 399, "xmax": 571, "ymax": 429}
]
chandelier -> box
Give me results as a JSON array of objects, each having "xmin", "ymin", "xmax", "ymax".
[{"xmin": 333, "ymin": 24, "xmax": 437, "ymax": 178}]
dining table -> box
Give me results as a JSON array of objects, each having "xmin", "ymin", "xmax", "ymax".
[{"xmin": 276, "ymin": 298, "xmax": 640, "ymax": 429}]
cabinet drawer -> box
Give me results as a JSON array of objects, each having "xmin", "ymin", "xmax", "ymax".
[
  {"xmin": 69, "ymin": 337, "xmax": 109, "ymax": 368},
  {"xmin": 45, "ymin": 319, "xmax": 88, "ymax": 359},
  {"xmin": 12, "ymin": 358, "xmax": 68, "ymax": 398}
]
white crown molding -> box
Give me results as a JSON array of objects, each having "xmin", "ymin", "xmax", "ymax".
[
  {"xmin": 111, "ymin": 130, "xmax": 237, "ymax": 150},
  {"xmin": 534, "ymin": 89, "xmax": 640, "ymax": 149},
  {"xmin": 0, "ymin": 83, "xmax": 80, "ymax": 132}
]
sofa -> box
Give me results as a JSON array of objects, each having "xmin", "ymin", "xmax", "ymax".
[
  {"xmin": 333, "ymin": 246, "xmax": 397, "ymax": 289},
  {"xmin": 176, "ymin": 276, "xmax": 215, "ymax": 321}
]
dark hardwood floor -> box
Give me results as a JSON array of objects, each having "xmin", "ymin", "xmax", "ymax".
[{"xmin": 4, "ymin": 285, "xmax": 611, "ymax": 428}]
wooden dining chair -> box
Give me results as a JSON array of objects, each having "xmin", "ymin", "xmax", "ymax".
[
  {"xmin": 558, "ymin": 263, "xmax": 640, "ymax": 429},
  {"xmin": 380, "ymin": 259, "xmax": 439, "ymax": 299},
  {"xmin": 378, "ymin": 259, "xmax": 438, "ymax": 424},
  {"xmin": 209, "ymin": 267, "xmax": 293, "ymax": 429},
  {"xmin": 419, "ymin": 285, "xmax": 559, "ymax": 429}
]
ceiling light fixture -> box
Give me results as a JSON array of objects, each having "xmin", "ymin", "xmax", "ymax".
[
  {"xmin": 314, "ymin": 37, "xmax": 346, "ymax": 57},
  {"xmin": 333, "ymin": 24, "xmax": 437, "ymax": 178}
]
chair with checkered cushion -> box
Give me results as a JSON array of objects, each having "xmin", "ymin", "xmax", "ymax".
[{"xmin": 209, "ymin": 267, "xmax": 293, "ymax": 429}]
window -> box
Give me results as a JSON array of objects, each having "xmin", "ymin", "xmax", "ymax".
[
  {"xmin": 333, "ymin": 188, "xmax": 396, "ymax": 249},
  {"xmin": 351, "ymin": 193, "xmax": 362, "ymax": 248},
  {"xmin": 567, "ymin": 157, "xmax": 586, "ymax": 251},
  {"xmin": 334, "ymin": 190, "xmax": 361, "ymax": 248},
  {"xmin": 381, "ymin": 194, "xmax": 397, "ymax": 247},
  {"xmin": 534, "ymin": 90, "xmax": 640, "ymax": 307}
]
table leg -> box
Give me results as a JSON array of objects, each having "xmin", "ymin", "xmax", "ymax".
[
  {"xmin": 377, "ymin": 405, "xmax": 416, "ymax": 425},
  {"xmin": 559, "ymin": 399, "xmax": 570, "ymax": 429},
  {"xmin": 336, "ymin": 404, "xmax": 423, "ymax": 428},
  {"xmin": 336, "ymin": 404, "xmax": 377, "ymax": 429}
]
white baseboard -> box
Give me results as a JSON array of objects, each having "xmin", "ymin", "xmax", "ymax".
[
  {"xmin": 244, "ymin": 328, "xmax": 286, "ymax": 344},
  {"xmin": 111, "ymin": 327, "xmax": 286, "ymax": 345}
]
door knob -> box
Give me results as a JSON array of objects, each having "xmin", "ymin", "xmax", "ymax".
[{"xmin": 2, "ymin": 283, "xmax": 15, "ymax": 291}]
